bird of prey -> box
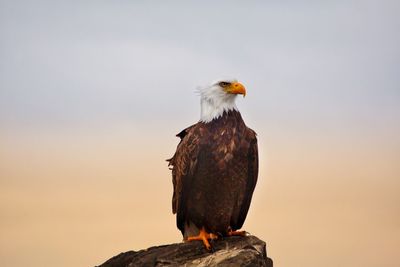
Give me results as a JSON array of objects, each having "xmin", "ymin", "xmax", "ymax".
[{"xmin": 167, "ymin": 79, "xmax": 258, "ymax": 250}]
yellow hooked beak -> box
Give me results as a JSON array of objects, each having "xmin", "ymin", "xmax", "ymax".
[{"xmin": 225, "ymin": 82, "xmax": 246, "ymax": 97}]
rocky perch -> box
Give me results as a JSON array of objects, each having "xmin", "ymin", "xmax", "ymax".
[{"xmin": 96, "ymin": 235, "xmax": 273, "ymax": 267}]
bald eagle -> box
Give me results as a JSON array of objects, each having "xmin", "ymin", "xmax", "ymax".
[{"xmin": 167, "ymin": 79, "xmax": 258, "ymax": 250}]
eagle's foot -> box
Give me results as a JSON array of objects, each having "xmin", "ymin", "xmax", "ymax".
[
  {"xmin": 187, "ymin": 227, "xmax": 218, "ymax": 250},
  {"xmin": 228, "ymin": 229, "xmax": 247, "ymax": 237}
]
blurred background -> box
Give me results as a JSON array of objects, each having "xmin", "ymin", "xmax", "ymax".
[{"xmin": 1, "ymin": 1, "xmax": 399, "ymax": 266}]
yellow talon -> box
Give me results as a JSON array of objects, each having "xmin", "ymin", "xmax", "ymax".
[
  {"xmin": 186, "ymin": 227, "xmax": 218, "ymax": 250},
  {"xmin": 227, "ymin": 229, "xmax": 247, "ymax": 237}
]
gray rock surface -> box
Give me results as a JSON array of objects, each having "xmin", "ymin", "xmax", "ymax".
[{"xmin": 96, "ymin": 235, "xmax": 273, "ymax": 267}]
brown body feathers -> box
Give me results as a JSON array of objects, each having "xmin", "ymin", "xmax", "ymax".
[{"xmin": 168, "ymin": 110, "xmax": 258, "ymax": 237}]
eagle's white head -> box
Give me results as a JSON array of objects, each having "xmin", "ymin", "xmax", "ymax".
[{"xmin": 198, "ymin": 78, "xmax": 246, "ymax": 123}]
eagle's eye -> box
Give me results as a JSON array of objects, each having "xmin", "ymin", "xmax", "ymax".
[{"xmin": 218, "ymin": 81, "xmax": 231, "ymax": 87}]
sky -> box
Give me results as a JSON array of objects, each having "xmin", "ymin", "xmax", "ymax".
[{"xmin": 0, "ymin": 1, "xmax": 399, "ymax": 266}]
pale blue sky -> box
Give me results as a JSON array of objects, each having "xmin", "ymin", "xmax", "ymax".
[{"xmin": 1, "ymin": 0, "xmax": 399, "ymax": 135}]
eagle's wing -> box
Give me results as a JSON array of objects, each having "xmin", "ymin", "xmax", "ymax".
[
  {"xmin": 167, "ymin": 123, "xmax": 201, "ymax": 232},
  {"xmin": 234, "ymin": 128, "xmax": 259, "ymax": 230}
]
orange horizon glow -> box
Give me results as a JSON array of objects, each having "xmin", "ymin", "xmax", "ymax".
[{"xmin": 1, "ymin": 124, "xmax": 399, "ymax": 267}]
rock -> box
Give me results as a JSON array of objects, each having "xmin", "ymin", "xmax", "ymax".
[{"xmin": 96, "ymin": 235, "xmax": 273, "ymax": 267}]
